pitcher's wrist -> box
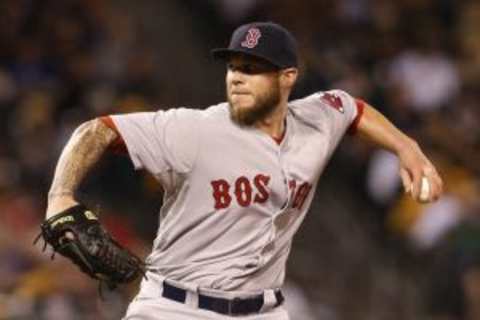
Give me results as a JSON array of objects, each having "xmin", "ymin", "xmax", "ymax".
[{"xmin": 46, "ymin": 192, "xmax": 78, "ymax": 218}]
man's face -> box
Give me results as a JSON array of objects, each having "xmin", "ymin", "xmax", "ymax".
[{"xmin": 226, "ymin": 54, "xmax": 281, "ymax": 126}]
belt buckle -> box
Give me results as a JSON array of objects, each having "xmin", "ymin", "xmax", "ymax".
[{"xmin": 228, "ymin": 297, "xmax": 242, "ymax": 315}]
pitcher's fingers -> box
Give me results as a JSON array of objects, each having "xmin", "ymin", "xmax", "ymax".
[
  {"xmin": 434, "ymin": 169, "xmax": 444, "ymax": 193},
  {"xmin": 430, "ymin": 172, "xmax": 444, "ymax": 200},
  {"xmin": 410, "ymin": 169, "xmax": 423, "ymax": 200},
  {"xmin": 423, "ymin": 166, "xmax": 443, "ymax": 199},
  {"xmin": 400, "ymin": 168, "xmax": 412, "ymax": 194}
]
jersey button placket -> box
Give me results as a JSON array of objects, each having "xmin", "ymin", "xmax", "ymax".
[
  {"xmin": 258, "ymin": 146, "xmax": 286, "ymax": 265},
  {"xmin": 272, "ymin": 147, "xmax": 292, "ymax": 238},
  {"xmin": 278, "ymin": 114, "xmax": 292, "ymax": 211}
]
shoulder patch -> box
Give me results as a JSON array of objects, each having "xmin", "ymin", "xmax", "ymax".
[{"xmin": 320, "ymin": 92, "xmax": 344, "ymax": 113}]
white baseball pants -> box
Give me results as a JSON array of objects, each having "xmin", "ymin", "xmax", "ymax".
[
  {"xmin": 123, "ymin": 295, "xmax": 289, "ymax": 320},
  {"xmin": 122, "ymin": 274, "xmax": 289, "ymax": 320}
]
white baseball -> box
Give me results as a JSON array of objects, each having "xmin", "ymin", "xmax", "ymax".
[{"xmin": 419, "ymin": 176, "xmax": 431, "ymax": 203}]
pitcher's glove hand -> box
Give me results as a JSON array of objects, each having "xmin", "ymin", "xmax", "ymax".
[{"xmin": 35, "ymin": 204, "xmax": 146, "ymax": 289}]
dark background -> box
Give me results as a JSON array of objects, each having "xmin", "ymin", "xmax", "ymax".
[{"xmin": 1, "ymin": 0, "xmax": 479, "ymax": 319}]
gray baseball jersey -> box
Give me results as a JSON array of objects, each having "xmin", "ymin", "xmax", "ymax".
[{"xmin": 111, "ymin": 90, "xmax": 360, "ymax": 293}]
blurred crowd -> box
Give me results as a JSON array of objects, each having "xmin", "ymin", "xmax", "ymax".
[{"xmin": 0, "ymin": 0, "xmax": 479, "ymax": 319}]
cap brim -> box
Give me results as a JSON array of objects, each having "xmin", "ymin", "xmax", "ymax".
[
  {"xmin": 211, "ymin": 48, "xmax": 281, "ymax": 69},
  {"xmin": 211, "ymin": 48, "xmax": 235, "ymax": 60}
]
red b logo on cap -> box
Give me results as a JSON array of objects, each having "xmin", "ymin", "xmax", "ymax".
[{"xmin": 241, "ymin": 28, "xmax": 262, "ymax": 49}]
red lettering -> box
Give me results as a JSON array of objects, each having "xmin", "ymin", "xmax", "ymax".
[
  {"xmin": 292, "ymin": 182, "xmax": 312, "ymax": 210},
  {"xmin": 235, "ymin": 176, "xmax": 252, "ymax": 207},
  {"xmin": 253, "ymin": 174, "xmax": 270, "ymax": 203},
  {"xmin": 211, "ymin": 179, "xmax": 232, "ymax": 209},
  {"xmin": 211, "ymin": 174, "xmax": 274, "ymax": 210}
]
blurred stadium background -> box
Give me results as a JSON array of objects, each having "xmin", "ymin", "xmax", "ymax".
[{"xmin": 1, "ymin": 0, "xmax": 479, "ymax": 319}]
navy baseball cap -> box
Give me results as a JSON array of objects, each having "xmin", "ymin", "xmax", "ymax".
[{"xmin": 212, "ymin": 22, "xmax": 298, "ymax": 69}]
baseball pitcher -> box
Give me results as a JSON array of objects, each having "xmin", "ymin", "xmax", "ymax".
[{"xmin": 37, "ymin": 22, "xmax": 443, "ymax": 319}]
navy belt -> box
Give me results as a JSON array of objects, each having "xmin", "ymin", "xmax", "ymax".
[{"xmin": 162, "ymin": 281, "xmax": 284, "ymax": 316}]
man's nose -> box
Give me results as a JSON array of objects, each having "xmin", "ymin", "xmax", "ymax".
[{"xmin": 228, "ymin": 70, "xmax": 245, "ymax": 85}]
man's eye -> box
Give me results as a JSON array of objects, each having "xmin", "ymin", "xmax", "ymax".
[
  {"xmin": 243, "ymin": 65, "xmax": 254, "ymax": 74},
  {"xmin": 228, "ymin": 63, "xmax": 268, "ymax": 74}
]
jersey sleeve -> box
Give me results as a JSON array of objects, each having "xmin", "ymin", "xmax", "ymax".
[
  {"xmin": 110, "ymin": 108, "xmax": 201, "ymax": 175},
  {"xmin": 315, "ymin": 89, "xmax": 360, "ymax": 136},
  {"xmin": 348, "ymin": 98, "xmax": 366, "ymax": 135},
  {"xmin": 99, "ymin": 116, "xmax": 128, "ymax": 154},
  {"xmin": 290, "ymin": 89, "xmax": 363, "ymax": 154}
]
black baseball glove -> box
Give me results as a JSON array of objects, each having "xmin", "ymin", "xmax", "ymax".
[{"xmin": 35, "ymin": 204, "xmax": 146, "ymax": 289}]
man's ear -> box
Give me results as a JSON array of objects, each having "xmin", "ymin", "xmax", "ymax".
[{"xmin": 280, "ymin": 68, "xmax": 298, "ymax": 89}]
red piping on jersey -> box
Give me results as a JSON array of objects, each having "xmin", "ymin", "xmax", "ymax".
[
  {"xmin": 348, "ymin": 99, "xmax": 366, "ymax": 135},
  {"xmin": 99, "ymin": 116, "xmax": 127, "ymax": 154},
  {"xmin": 272, "ymin": 120, "xmax": 287, "ymax": 145},
  {"xmin": 272, "ymin": 130, "xmax": 285, "ymax": 145}
]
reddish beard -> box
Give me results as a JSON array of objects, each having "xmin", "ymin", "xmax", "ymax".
[{"xmin": 227, "ymin": 80, "xmax": 281, "ymax": 126}]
